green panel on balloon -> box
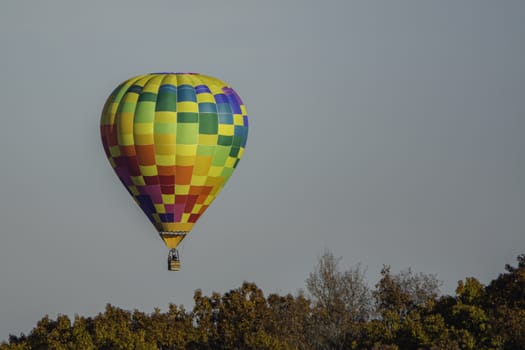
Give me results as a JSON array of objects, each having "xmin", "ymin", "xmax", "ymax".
[
  {"xmin": 120, "ymin": 102, "xmax": 137, "ymax": 113},
  {"xmin": 176, "ymin": 124, "xmax": 198, "ymax": 144},
  {"xmin": 135, "ymin": 102, "xmax": 155, "ymax": 123},
  {"xmin": 199, "ymin": 113, "xmax": 219, "ymax": 134},
  {"xmin": 156, "ymin": 93, "xmax": 177, "ymax": 111},
  {"xmin": 177, "ymin": 112, "xmax": 199, "ymax": 123},
  {"xmin": 221, "ymin": 167, "xmax": 234, "ymax": 179},
  {"xmin": 155, "ymin": 122, "xmax": 176, "ymax": 134},
  {"xmin": 197, "ymin": 145, "xmax": 216, "ymax": 156},
  {"xmin": 212, "ymin": 147, "xmax": 230, "ymax": 166},
  {"xmin": 218, "ymin": 135, "xmax": 233, "ymax": 146},
  {"xmin": 139, "ymin": 92, "xmax": 157, "ymax": 102}
]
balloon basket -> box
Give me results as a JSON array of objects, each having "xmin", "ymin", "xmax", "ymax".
[{"xmin": 168, "ymin": 249, "xmax": 181, "ymax": 271}]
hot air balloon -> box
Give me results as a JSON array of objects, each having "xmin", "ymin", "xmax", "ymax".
[{"xmin": 100, "ymin": 73, "xmax": 248, "ymax": 270}]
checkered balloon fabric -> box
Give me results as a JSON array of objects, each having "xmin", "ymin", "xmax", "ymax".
[{"xmin": 100, "ymin": 73, "xmax": 248, "ymax": 248}]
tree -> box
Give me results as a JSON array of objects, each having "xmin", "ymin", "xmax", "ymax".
[
  {"xmin": 91, "ymin": 304, "xmax": 156, "ymax": 350},
  {"xmin": 305, "ymin": 250, "xmax": 372, "ymax": 349},
  {"xmin": 267, "ymin": 292, "xmax": 312, "ymax": 349},
  {"xmin": 214, "ymin": 282, "xmax": 283, "ymax": 349},
  {"xmin": 374, "ymin": 265, "xmax": 440, "ymax": 320},
  {"xmin": 371, "ymin": 265, "xmax": 442, "ymax": 348},
  {"xmin": 485, "ymin": 254, "xmax": 525, "ymax": 309},
  {"xmin": 71, "ymin": 315, "xmax": 95, "ymax": 350},
  {"xmin": 2, "ymin": 251, "xmax": 523, "ymax": 350},
  {"xmin": 484, "ymin": 254, "xmax": 525, "ymax": 349}
]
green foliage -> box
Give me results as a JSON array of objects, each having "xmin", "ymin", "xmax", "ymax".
[{"xmin": 2, "ymin": 254, "xmax": 524, "ymax": 349}]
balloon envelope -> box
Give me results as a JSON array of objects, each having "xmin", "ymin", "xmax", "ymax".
[{"xmin": 100, "ymin": 73, "xmax": 248, "ymax": 248}]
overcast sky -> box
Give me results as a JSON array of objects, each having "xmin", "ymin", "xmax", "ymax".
[{"xmin": 0, "ymin": 0, "xmax": 523, "ymax": 340}]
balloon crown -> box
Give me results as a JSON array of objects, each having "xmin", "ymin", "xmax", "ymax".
[{"xmin": 150, "ymin": 72, "xmax": 200, "ymax": 75}]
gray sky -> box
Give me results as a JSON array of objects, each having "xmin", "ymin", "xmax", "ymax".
[{"xmin": 0, "ymin": 0, "xmax": 523, "ymax": 340}]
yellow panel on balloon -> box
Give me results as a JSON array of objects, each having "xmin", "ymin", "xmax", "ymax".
[
  {"xmin": 142, "ymin": 76, "xmax": 162, "ymax": 92},
  {"xmin": 160, "ymin": 234, "xmax": 186, "ymax": 249},
  {"xmin": 175, "ymin": 185, "xmax": 190, "ymax": 195},
  {"xmin": 155, "ymin": 111, "xmax": 177, "ymax": 123},
  {"xmin": 134, "ymin": 134, "xmax": 153, "ymax": 145},
  {"xmin": 161, "ymin": 75, "xmax": 179, "ymax": 86},
  {"xmin": 162, "ymin": 194, "xmax": 175, "ymax": 204},
  {"xmin": 134, "ymin": 123, "xmax": 154, "ymax": 135},
  {"xmin": 154, "ymin": 134, "xmax": 176, "ymax": 145},
  {"xmin": 156, "ymin": 154, "xmax": 175, "ymax": 166},
  {"xmin": 177, "ymin": 155, "xmax": 197, "ymax": 166},
  {"xmin": 234, "ymin": 115, "xmax": 244, "ymax": 125},
  {"xmin": 109, "ymin": 146, "xmax": 120, "ymax": 157},
  {"xmin": 238, "ymin": 148, "xmax": 245, "ymax": 158},
  {"xmin": 119, "ymin": 134, "xmax": 134, "ymax": 146},
  {"xmin": 118, "ymin": 112, "xmax": 134, "ymax": 134},
  {"xmin": 208, "ymin": 166, "xmax": 223, "ymax": 177},
  {"xmin": 155, "ymin": 144, "xmax": 176, "ymax": 155},
  {"xmin": 177, "ymin": 102, "xmax": 198, "ymax": 113},
  {"xmin": 204, "ymin": 196, "xmax": 215, "ymax": 205},
  {"xmin": 176, "ymin": 144, "xmax": 197, "ymax": 156},
  {"xmin": 218, "ymin": 124, "xmax": 234, "ymax": 136},
  {"xmin": 193, "ymin": 156, "xmax": 212, "ymax": 175},
  {"xmin": 225, "ymin": 157, "xmax": 237, "ymax": 168},
  {"xmin": 162, "ymin": 223, "xmax": 194, "ymax": 232},
  {"xmin": 131, "ymin": 176, "xmax": 145, "ymax": 186},
  {"xmin": 154, "ymin": 204, "xmax": 166, "ymax": 213},
  {"xmin": 139, "ymin": 165, "xmax": 158, "ymax": 176},
  {"xmin": 198, "ymin": 134, "xmax": 218, "ymax": 145},
  {"xmin": 196, "ymin": 93, "xmax": 215, "ymax": 103},
  {"xmin": 190, "ymin": 176, "xmax": 207, "ymax": 186},
  {"xmin": 205, "ymin": 177, "xmax": 224, "ymax": 187}
]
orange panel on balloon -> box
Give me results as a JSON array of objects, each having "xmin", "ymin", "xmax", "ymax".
[
  {"xmin": 158, "ymin": 165, "xmax": 176, "ymax": 176},
  {"xmin": 135, "ymin": 145, "xmax": 156, "ymax": 165},
  {"xmin": 189, "ymin": 186, "xmax": 212, "ymax": 196},
  {"xmin": 120, "ymin": 145, "xmax": 136, "ymax": 156},
  {"xmin": 175, "ymin": 166, "xmax": 193, "ymax": 184}
]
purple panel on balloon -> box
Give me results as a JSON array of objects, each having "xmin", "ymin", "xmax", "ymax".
[
  {"xmin": 214, "ymin": 94, "xmax": 228, "ymax": 104},
  {"xmin": 115, "ymin": 167, "xmax": 133, "ymax": 186},
  {"xmin": 173, "ymin": 204, "xmax": 185, "ymax": 221},
  {"xmin": 139, "ymin": 186, "xmax": 162, "ymax": 203},
  {"xmin": 195, "ymin": 85, "xmax": 211, "ymax": 94}
]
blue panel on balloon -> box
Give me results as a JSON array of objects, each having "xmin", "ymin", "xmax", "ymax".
[
  {"xmin": 177, "ymin": 85, "xmax": 197, "ymax": 102},
  {"xmin": 159, "ymin": 213, "xmax": 174, "ymax": 222},
  {"xmin": 219, "ymin": 114, "xmax": 233, "ymax": 124},
  {"xmin": 214, "ymin": 94, "xmax": 228, "ymax": 104},
  {"xmin": 217, "ymin": 103, "xmax": 232, "ymax": 114},
  {"xmin": 136, "ymin": 195, "xmax": 156, "ymax": 213},
  {"xmin": 199, "ymin": 103, "xmax": 217, "ymax": 113}
]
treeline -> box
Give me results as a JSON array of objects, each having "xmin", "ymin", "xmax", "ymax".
[{"xmin": 2, "ymin": 253, "xmax": 524, "ymax": 350}]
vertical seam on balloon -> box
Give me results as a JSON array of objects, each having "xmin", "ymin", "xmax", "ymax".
[
  {"xmin": 172, "ymin": 73, "xmax": 179, "ymax": 230},
  {"xmin": 187, "ymin": 73, "xmax": 203, "ymax": 221},
  {"xmin": 141, "ymin": 74, "xmax": 161, "ymax": 226},
  {"xmin": 176, "ymin": 74, "xmax": 196, "ymax": 226},
  {"xmin": 155, "ymin": 73, "xmax": 171, "ymax": 231},
  {"xmin": 128, "ymin": 75, "xmax": 152, "ymax": 221},
  {"xmin": 102, "ymin": 82, "xmax": 129, "ymax": 166},
  {"xmin": 100, "ymin": 94, "xmax": 115, "ymax": 162},
  {"xmin": 112, "ymin": 76, "xmax": 142, "ymax": 193},
  {"xmin": 195, "ymin": 75, "xmax": 219, "ymax": 219},
  {"xmin": 203, "ymin": 77, "xmax": 226, "ymax": 214}
]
